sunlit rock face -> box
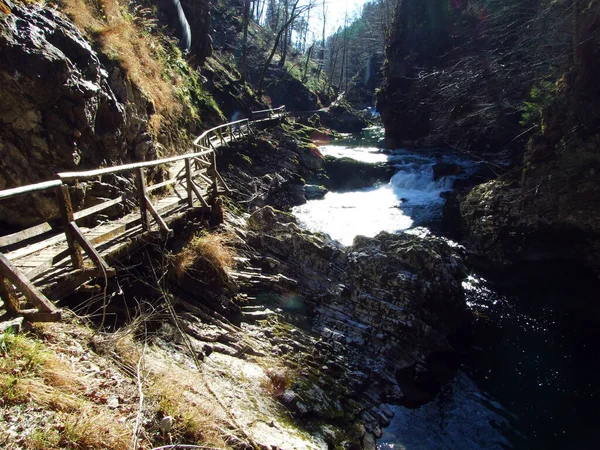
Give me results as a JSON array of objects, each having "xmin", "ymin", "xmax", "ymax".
[
  {"xmin": 0, "ymin": 2, "xmax": 157, "ymax": 226},
  {"xmin": 246, "ymin": 206, "xmax": 469, "ymax": 406}
]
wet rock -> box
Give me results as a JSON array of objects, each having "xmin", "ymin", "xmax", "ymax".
[
  {"xmin": 432, "ymin": 162, "xmax": 464, "ymax": 180},
  {"xmin": 323, "ymin": 156, "xmax": 394, "ymax": 190},
  {"xmin": 304, "ymin": 184, "xmax": 328, "ymax": 200},
  {"xmin": 280, "ymin": 389, "xmax": 296, "ymax": 404}
]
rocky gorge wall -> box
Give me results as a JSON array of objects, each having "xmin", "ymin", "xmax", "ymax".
[
  {"xmin": 456, "ymin": 7, "xmax": 600, "ymax": 276},
  {"xmin": 378, "ymin": 0, "xmax": 600, "ymax": 277},
  {"xmin": 0, "ymin": 1, "xmax": 217, "ymax": 228}
]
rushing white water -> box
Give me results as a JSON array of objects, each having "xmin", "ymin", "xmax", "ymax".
[
  {"xmin": 319, "ymin": 145, "xmax": 389, "ymax": 163},
  {"xmin": 293, "ymin": 130, "xmax": 600, "ymax": 450},
  {"xmin": 293, "ymin": 145, "xmax": 460, "ymax": 245}
]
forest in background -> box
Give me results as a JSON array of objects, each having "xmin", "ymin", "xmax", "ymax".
[{"xmin": 377, "ymin": 0, "xmax": 600, "ymax": 158}]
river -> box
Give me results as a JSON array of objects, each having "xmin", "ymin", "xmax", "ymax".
[{"xmin": 292, "ymin": 128, "xmax": 600, "ymax": 450}]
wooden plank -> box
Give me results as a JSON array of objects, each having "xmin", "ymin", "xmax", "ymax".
[
  {"xmin": 189, "ymin": 180, "xmax": 210, "ymax": 209},
  {"xmin": 73, "ymin": 196, "xmax": 124, "ymax": 221},
  {"xmin": 69, "ymin": 222, "xmax": 110, "ymax": 272},
  {"xmin": 24, "ymin": 260, "xmax": 54, "ymax": 280},
  {"xmin": 192, "ymin": 167, "xmax": 209, "ymax": 177},
  {"xmin": 6, "ymin": 229, "xmax": 66, "ymax": 261},
  {"xmin": 58, "ymin": 149, "xmax": 213, "ymax": 182},
  {"xmin": 185, "ymin": 158, "xmax": 193, "ymax": 208},
  {"xmin": 55, "ymin": 184, "xmax": 83, "ymax": 269},
  {"xmin": 197, "ymin": 172, "xmax": 214, "ymax": 186},
  {"xmin": 193, "ymin": 156, "xmax": 211, "ymax": 167},
  {"xmin": 0, "ymin": 180, "xmax": 63, "ymax": 201},
  {"xmin": 89, "ymin": 224, "xmax": 127, "ymax": 246},
  {"xmin": 0, "ymin": 253, "xmax": 57, "ymax": 313},
  {"xmin": 0, "ymin": 221, "xmax": 54, "ymax": 248},
  {"xmin": 20, "ymin": 309, "xmax": 62, "ymax": 322}
]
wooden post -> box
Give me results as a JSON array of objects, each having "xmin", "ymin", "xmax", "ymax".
[
  {"xmin": 0, "ymin": 253, "xmax": 60, "ymax": 319},
  {"xmin": 0, "ymin": 273, "xmax": 19, "ymax": 316},
  {"xmin": 211, "ymin": 150, "xmax": 219, "ymax": 196},
  {"xmin": 68, "ymin": 223, "xmax": 111, "ymax": 272},
  {"xmin": 136, "ymin": 168, "xmax": 151, "ymax": 231},
  {"xmin": 185, "ymin": 158, "xmax": 194, "ymax": 208},
  {"xmin": 55, "ymin": 184, "xmax": 83, "ymax": 269}
]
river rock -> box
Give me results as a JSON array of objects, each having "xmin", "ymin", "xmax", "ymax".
[
  {"xmin": 323, "ymin": 156, "xmax": 395, "ymax": 190},
  {"xmin": 432, "ymin": 162, "xmax": 464, "ymax": 180},
  {"xmin": 304, "ymin": 184, "xmax": 328, "ymax": 199}
]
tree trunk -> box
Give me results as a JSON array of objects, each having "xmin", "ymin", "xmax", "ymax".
[
  {"xmin": 302, "ymin": 43, "xmax": 315, "ymax": 83},
  {"xmin": 258, "ymin": 0, "xmax": 302, "ymax": 96},
  {"xmin": 241, "ymin": 0, "xmax": 252, "ymax": 82}
]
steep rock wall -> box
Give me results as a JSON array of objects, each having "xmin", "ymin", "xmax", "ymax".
[
  {"xmin": 0, "ymin": 2, "xmax": 160, "ymax": 226},
  {"xmin": 458, "ymin": 7, "xmax": 600, "ymax": 273}
]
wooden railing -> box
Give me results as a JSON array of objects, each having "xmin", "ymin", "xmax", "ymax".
[
  {"xmin": 0, "ymin": 110, "xmax": 273, "ymax": 321},
  {"xmin": 194, "ymin": 118, "xmax": 251, "ymax": 149},
  {"xmin": 250, "ymin": 105, "xmax": 286, "ymax": 121}
]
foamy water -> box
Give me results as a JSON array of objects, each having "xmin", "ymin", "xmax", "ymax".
[{"xmin": 293, "ymin": 145, "xmax": 459, "ymax": 245}]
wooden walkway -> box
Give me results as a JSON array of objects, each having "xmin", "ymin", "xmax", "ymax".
[{"xmin": 0, "ymin": 107, "xmax": 286, "ymax": 322}]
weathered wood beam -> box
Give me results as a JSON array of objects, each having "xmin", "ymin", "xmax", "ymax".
[
  {"xmin": 189, "ymin": 179, "xmax": 211, "ymax": 209},
  {"xmin": 0, "ymin": 221, "xmax": 54, "ymax": 248},
  {"xmin": 0, "ymin": 253, "xmax": 58, "ymax": 314},
  {"xmin": 144, "ymin": 196, "xmax": 173, "ymax": 236},
  {"xmin": 146, "ymin": 178, "xmax": 177, "ymax": 193},
  {"xmin": 58, "ymin": 149, "xmax": 213, "ymax": 182},
  {"xmin": 68, "ymin": 222, "xmax": 110, "ymax": 272},
  {"xmin": 185, "ymin": 158, "xmax": 194, "ymax": 208},
  {"xmin": 135, "ymin": 168, "xmax": 151, "ymax": 231},
  {"xmin": 73, "ymin": 196, "xmax": 124, "ymax": 221},
  {"xmin": 55, "ymin": 184, "xmax": 83, "ymax": 269},
  {"xmin": 0, "ymin": 180, "xmax": 63, "ymax": 200},
  {"xmin": 20, "ymin": 309, "xmax": 62, "ymax": 322}
]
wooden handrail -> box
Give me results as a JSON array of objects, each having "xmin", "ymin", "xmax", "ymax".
[
  {"xmin": 252, "ymin": 106, "xmax": 286, "ymax": 115},
  {"xmin": 193, "ymin": 118, "xmax": 249, "ymax": 146},
  {"xmin": 0, "ymin": 180, "xmax": 63, "ymax": 201},
  {"xmin": 58, "ymin": 149, "xmax": 214, "ymax": 182},
  {"xmin": 0, "ymin": 107, "xmax": 284, "ymax": 321}
]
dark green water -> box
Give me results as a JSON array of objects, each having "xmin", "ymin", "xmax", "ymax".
[{"xmin": 379, "ymin": 268, "xmax": 600, "ymax": 450}]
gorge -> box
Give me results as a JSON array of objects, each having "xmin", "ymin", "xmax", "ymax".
[{"xmin": 1, "ymin": 1, "xmax": 600, "ymax": 449}]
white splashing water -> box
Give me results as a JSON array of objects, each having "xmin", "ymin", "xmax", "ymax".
[
  {"xmin": 319, "ymin": 145, "xmax": 388, "ymax": 164},
  {"xmin": 293, "ymin": 146, "xmax": 457, "ymax": 246}
]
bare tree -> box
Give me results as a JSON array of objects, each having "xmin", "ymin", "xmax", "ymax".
[{"xmin": 257, "ymin": 0, "xmax": 314, "ymax": 96}]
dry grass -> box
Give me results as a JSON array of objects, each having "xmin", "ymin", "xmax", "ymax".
[
  {"xmin": 0, "ymin": 331, "xmax": 131, "ymax": 450},
  {"xmin": 0, "ymin": 323, "xmax": 232, "ymax": 449},
  {"xmin": 170, "ymin": 232, "xmax": 236, "ymax": 280},
  {"xmin": 262, "ymin": 366, "xmax": 291, "ymax": 397},
  {"xmin": 148, "ymin": 370, "xmax": 227, "ymax": 447},
  {"xmin": 60, "ymin": 0, "xmax": 181, "ymax": 130}
]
